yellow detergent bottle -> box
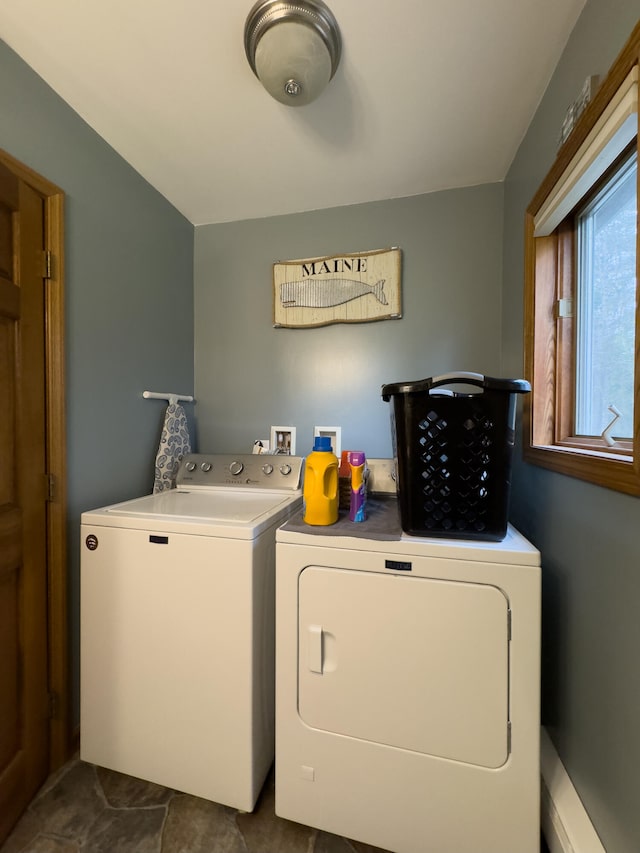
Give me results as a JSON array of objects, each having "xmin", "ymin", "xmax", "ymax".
[{"xmin": 303, "ymin": 436, "xmax": 339, "ymax": 525}]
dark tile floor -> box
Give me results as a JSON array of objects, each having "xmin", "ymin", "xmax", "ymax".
[
  {"xmin": 1, "ymin": 757, "xmax": 550, "ymax": 853},
  {"xmin": 1, "ymin": 758, "xmax": 387, "ymax": 853}
]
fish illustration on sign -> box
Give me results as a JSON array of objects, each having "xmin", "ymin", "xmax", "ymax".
[{"xmin": 280, "ymin": 278, "xmax": 388, "ymax": 309}]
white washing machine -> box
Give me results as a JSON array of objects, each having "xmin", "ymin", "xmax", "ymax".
[
  {"xmin": 275, "ymin": 492, "xmax": 541, "ymax": 853},
  {"xmin": 81, "ymin": 453, "xmax": 303, "ymax": 812}
]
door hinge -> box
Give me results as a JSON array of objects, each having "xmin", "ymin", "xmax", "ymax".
[
  {"xmin": 41, "ymin": 250, "xmax": 53, "ymax": 280},
  {"xmin": 554, "ymin": 297, "xmax": 573, "ymax": 319},
  {"xmin": 46, "ymin": 473, "xmax": 57, "ymax": 502},
  {"xmin": 48, "ymin": 690, "xmax": 59, "ymax": 719}
]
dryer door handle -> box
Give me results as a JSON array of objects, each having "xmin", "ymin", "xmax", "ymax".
[{"xmin": 308, "ymin": 624, "xmax": 323, "ymax": 674}]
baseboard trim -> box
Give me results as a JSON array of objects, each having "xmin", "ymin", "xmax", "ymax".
[{"xmin": 540, "ymin": 727, "xmax": 606, "ymax": 853}]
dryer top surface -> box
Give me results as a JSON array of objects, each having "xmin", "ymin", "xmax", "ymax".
[{"xmin": 278, "ymin": 499, "xmax": 540, "ymax": 566}]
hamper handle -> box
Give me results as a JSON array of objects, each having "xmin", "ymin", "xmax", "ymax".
[
  {"xmin": 431, "ymin": 371, "xmax": 486, "ymax": 388},
  {"xmin": 381, "ymin": 372, "xmax": 530, "ymax": 399},
  {"xmin": 429, "ymin": 372, "xmax": 530, "ymax": 393}
]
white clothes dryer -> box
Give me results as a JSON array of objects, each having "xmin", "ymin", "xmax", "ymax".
[
  {"xmin": 81, "ymin": 453, "xmax": 302, "ymax": 812},
  {"xmin": 275, "ymin": 495, "xmax": 541, "ymax": 853}
]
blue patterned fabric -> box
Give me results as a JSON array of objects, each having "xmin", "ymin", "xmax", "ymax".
[{"xmin": 153, "ymin": 403, "xmax": 191, "ymax": 493}]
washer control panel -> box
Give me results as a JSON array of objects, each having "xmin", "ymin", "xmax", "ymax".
[{"xmin": 176, "ymin": 453, "xmax": 304, "ymax": 491}]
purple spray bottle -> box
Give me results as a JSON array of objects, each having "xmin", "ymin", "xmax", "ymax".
[{"xmin": 348, "ymin": 451, "xmax": 366, "ymax": 522}]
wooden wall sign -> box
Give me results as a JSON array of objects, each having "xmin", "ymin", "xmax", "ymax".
[{"xmin": 273, "ymin": 247, "xmax": 402, "ymax": 329}]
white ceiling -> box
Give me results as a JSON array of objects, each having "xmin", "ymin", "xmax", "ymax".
[{"xmin": 0, "ymin": 0, "xmax": 586, "ymax": 226}]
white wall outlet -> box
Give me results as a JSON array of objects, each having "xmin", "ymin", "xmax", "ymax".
[{"xmin": 314, "ymin": 426, "xmax": 341, "ymax": 458}]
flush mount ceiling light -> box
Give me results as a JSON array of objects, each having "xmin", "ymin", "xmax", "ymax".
[{"xmin": 244, "ymin": 0, "xmax": 341, "ymax": 106}]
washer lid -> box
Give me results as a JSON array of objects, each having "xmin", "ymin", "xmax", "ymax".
[{"xmin": 82, "ymin": 488, "xmax": 301, "ymax": 538}]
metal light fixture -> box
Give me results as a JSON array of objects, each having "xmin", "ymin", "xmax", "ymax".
[{"xmin": 244, "ymin": 0, "xmax": 341, "ymax": 107}]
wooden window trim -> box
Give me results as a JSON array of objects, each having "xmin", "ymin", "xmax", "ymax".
[{"xmin": 523, "ymin": 20, "xmax": 640, "ymax": 495}]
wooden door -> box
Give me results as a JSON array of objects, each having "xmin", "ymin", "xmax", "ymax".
[{"xmin": 0, "ymin": 160, "xmax": 50, "ymax": 842}]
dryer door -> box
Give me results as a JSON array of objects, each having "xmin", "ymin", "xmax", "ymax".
[{"xmin": 298, "ymin": 566, "xmax": 510, "ymax": 768}]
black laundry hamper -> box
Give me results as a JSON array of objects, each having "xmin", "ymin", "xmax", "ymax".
[{"xmin": 381, "ymin": 371, "xmax": 530, "ymax": 541}]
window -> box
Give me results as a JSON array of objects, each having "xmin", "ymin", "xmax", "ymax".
[
  {"xmin": 523, "ymin": 23, "xmax": 640, "ymax": 494},
  {"xmin": 575, "ymin": 151, "xmax": 636, "ymax": 440}
]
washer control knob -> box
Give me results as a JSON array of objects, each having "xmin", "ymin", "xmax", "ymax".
[
  {"xmin": 185, "ymin": 462, "xmax": 197, "ymax": 472},
  {"xmin": 200, "ymin": 462, "xmax": 212, "ymax": 472},
  {"xmin": 262, "ymin": 463, "xmax": 274, "ymax": 475},
  {"xmin": 279, "ymin": 463, "xmax": 292, "ymax": 475},
  {"xmin": 229, "ymin": 460, "xmax": 244, "ymax": 476}
]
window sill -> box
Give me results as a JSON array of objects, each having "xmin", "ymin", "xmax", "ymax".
[
  {"xmin": 523, "ymin": 442, "xmax": 639, "ymax": 495},
  {"xmin": 554, "ymin": 439, "xmax": 632, "ymax": 461}
]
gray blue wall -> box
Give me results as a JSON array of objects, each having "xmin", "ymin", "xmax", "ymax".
[
  {"xmin": 194, "ymin": 185, "xmax": 504, "ymax": 458},
  {"xmin": 0, "ymin": 39, "xmax": 195, "ymax": 725},
  {"xmin": 502, "ymin": 3, "xmax": 640, "ymax": 851},
  {"xmin": 4, "ymin": 1, "xmax": 640, "ymax": 848}
]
